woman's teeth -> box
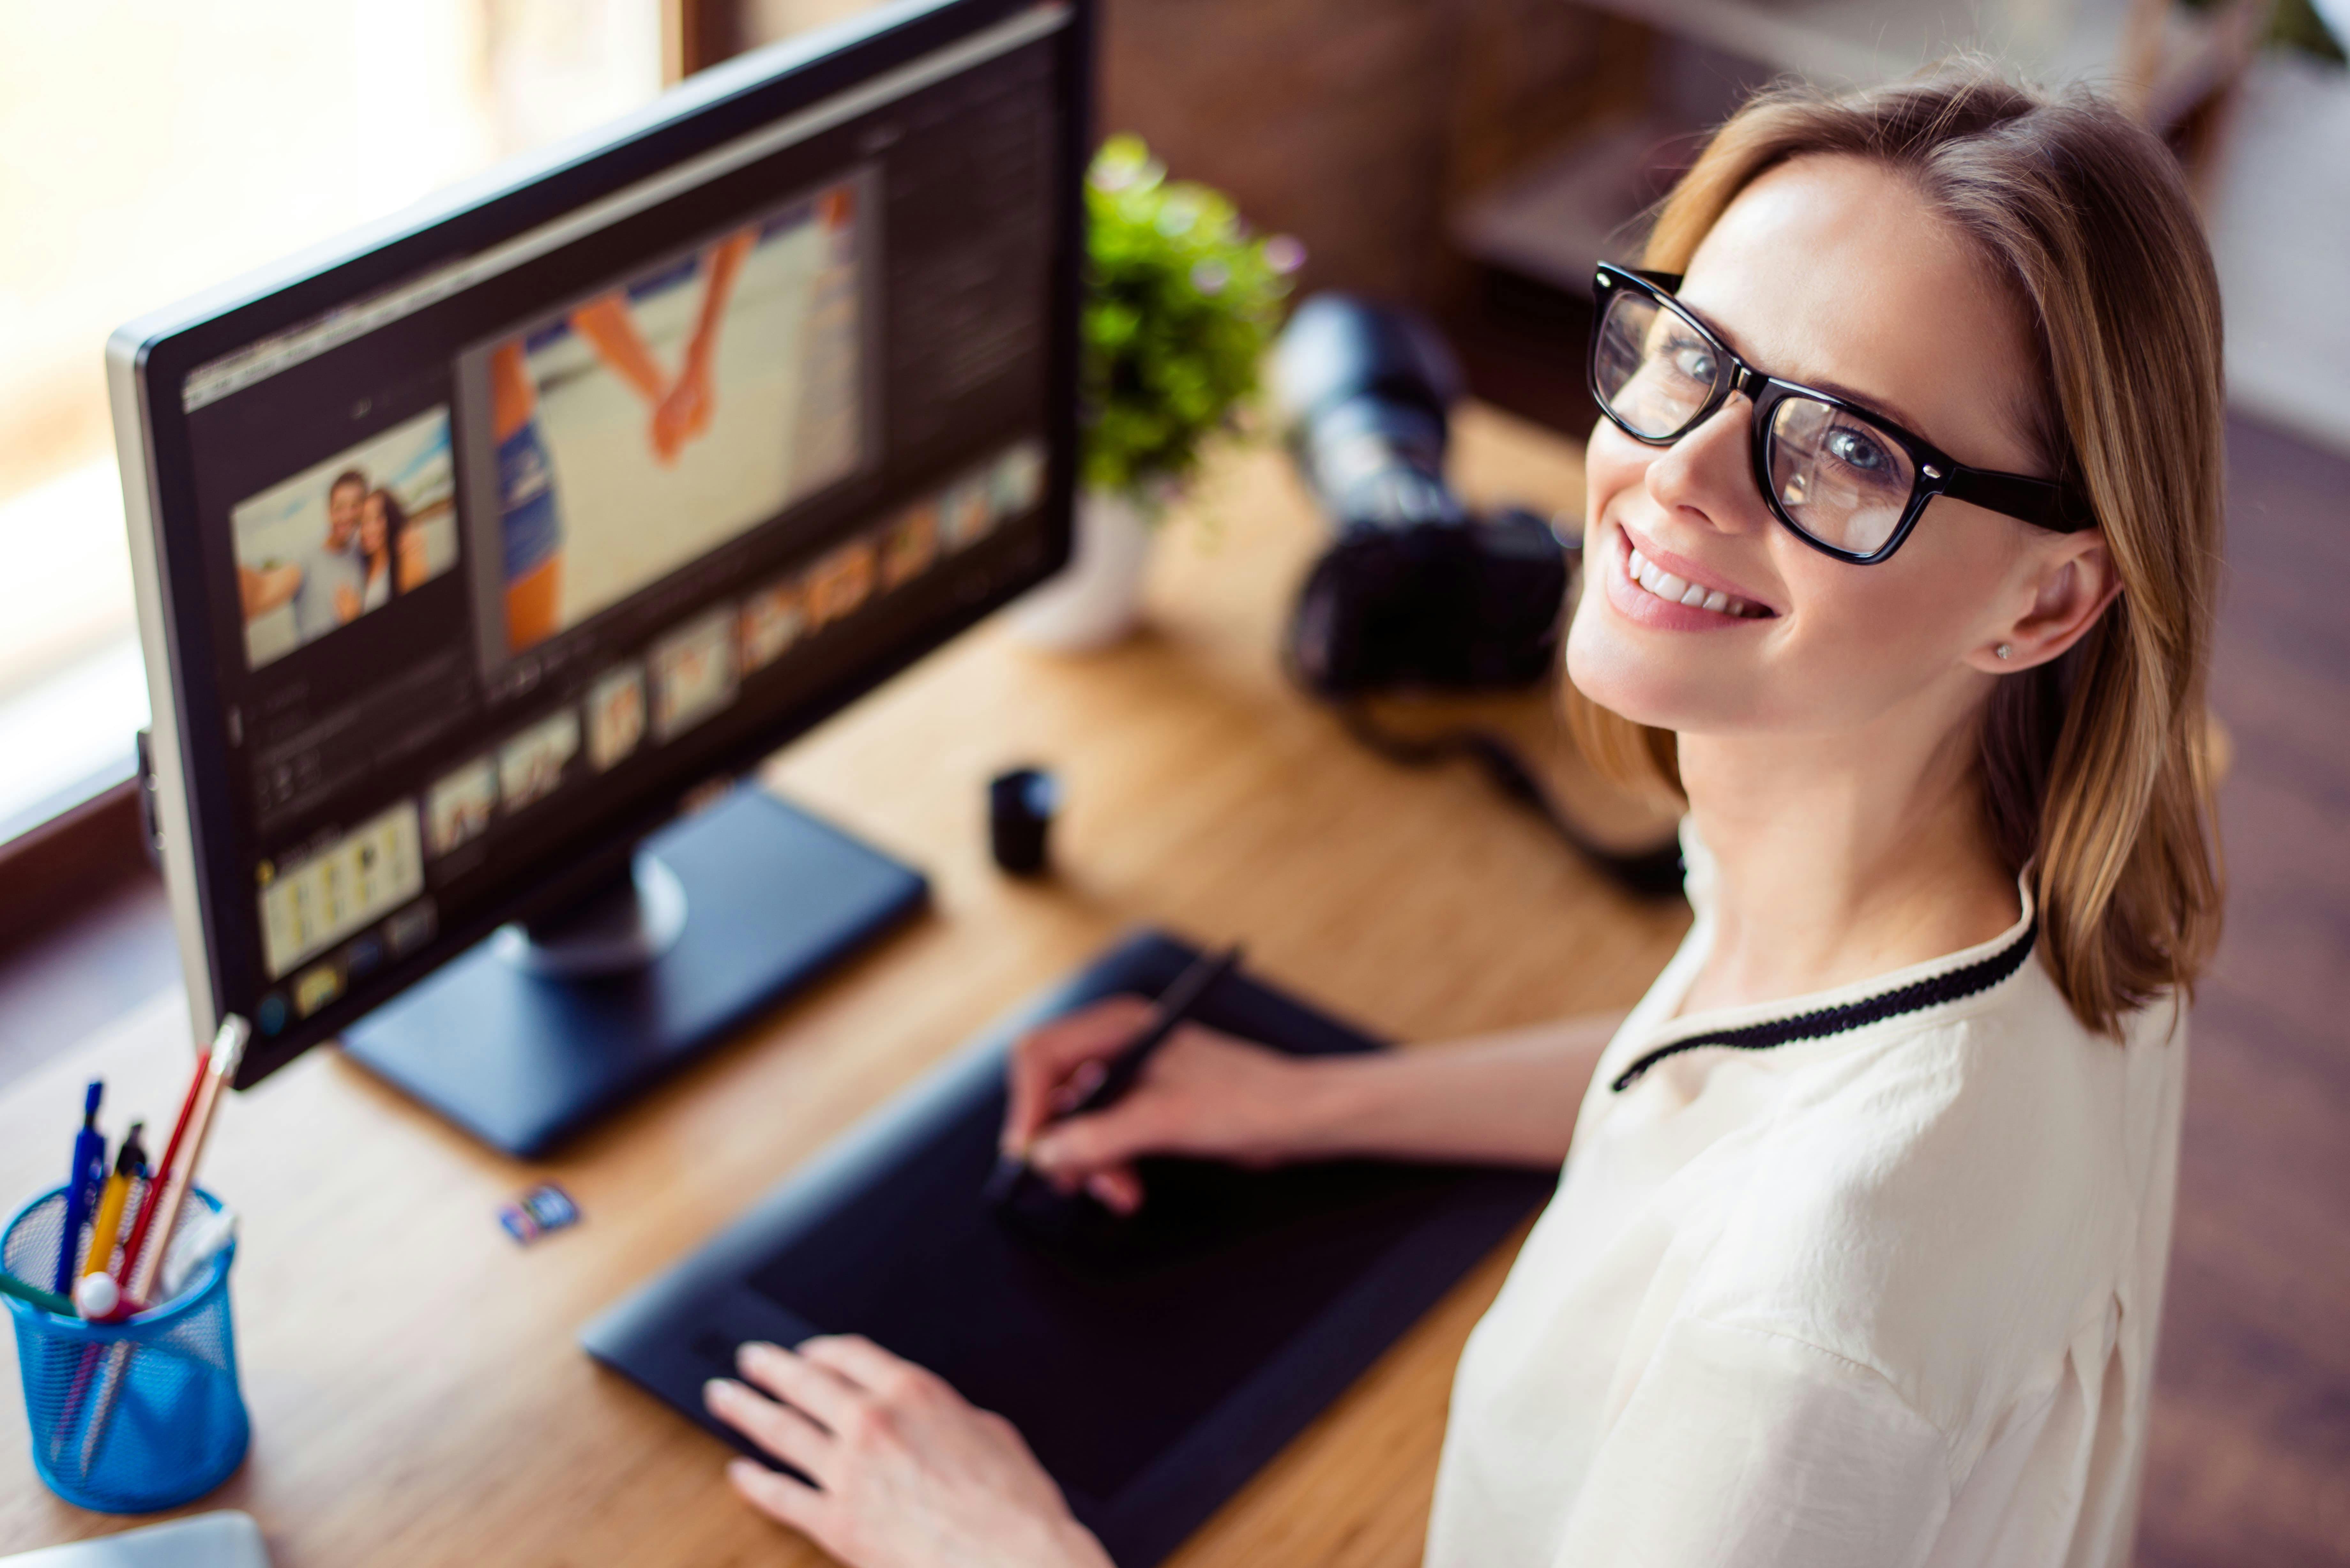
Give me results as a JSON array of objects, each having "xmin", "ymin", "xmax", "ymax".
[{"xmin": 1625, "ymin": 547, "xmax": 1766, "ymax": 618}]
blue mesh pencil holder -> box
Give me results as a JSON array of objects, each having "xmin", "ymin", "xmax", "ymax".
[{"xmin": 2, "ymin": 1185, "xmax": 248, "ymax": 1513}]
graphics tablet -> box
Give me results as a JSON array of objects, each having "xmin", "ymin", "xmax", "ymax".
[{"xmin": 580, "ymin": 930, "xmax": 1554, "ymax": 1566}]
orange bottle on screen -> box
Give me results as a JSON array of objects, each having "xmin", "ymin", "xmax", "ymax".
[{"xmin": 490, "ymin": 340, "xmax": 563, "ymax": 653}]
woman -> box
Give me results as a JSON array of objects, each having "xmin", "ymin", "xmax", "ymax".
[
  {"xmin": 356, "ymin": 488, "xmax": 404, "ymax": 613},
  {"xmin": 703, "ymin": 64, "xmax": 2221, "ymax": 1568}
]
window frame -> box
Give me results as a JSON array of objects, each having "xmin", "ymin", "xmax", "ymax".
[{"xmin": 0, "ymin": 0, "xmax": 769, "ymax": 940}]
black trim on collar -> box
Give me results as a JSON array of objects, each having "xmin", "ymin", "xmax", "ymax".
[{"xmin": 1610, "ymin": 919, "xmax": 2040, "ymax": 1092}]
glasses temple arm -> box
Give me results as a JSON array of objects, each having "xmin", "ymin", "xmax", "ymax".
[{"xmin": 1941, "ymin": 467, "xmax": 2096, "ymax": 532}]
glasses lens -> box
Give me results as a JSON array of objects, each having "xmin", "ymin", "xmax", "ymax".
[
  {"xmin": 1766, "ymin": 396, "xmax": 1916, "ymax": 555},
  {"xmin": 1594, "ymin": 290, "xmax": 1719, "ymax": 439}
]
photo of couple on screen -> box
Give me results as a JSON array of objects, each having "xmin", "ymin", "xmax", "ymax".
[{"xmin": 230, "ymin": 407, "xmax": 461, "ymax": 671}]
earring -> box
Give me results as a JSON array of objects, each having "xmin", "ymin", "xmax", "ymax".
[{"xmin": 1995, "ymin": 643, "xmax": 2014, "ymax": 660}]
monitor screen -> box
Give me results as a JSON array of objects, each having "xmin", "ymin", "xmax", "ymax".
[{"xmin": 112, "ymin": 0, "xmax": 1085, "ymax": 1084}]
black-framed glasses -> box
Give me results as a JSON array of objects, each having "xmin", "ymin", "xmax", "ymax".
[{"xmin": 1587, "ymin": 262, "xmax": 2093, "ymax": 564}]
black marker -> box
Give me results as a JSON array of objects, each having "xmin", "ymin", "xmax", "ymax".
[{"xmin": 984, "ymin": 943, "xmax": 1244, "ymax": 1207}]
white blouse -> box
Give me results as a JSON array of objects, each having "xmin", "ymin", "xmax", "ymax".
[{"xmin": 1424, "ymin": 826, "xmax": 2187, "ymax": 1568}]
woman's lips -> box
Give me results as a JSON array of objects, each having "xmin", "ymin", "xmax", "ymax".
[
  {"xmin": 1625, "ymin": 545, "xmax": 1768, "ymax": 617},
  {"xmin": 1600, "ymin": 523, "xmax": 1775, "ymax": 630}
]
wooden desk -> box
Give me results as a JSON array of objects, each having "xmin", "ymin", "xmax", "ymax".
[{"xmin": 0, "ymin": 405, "xmax": 1688, "ymax": 1566}]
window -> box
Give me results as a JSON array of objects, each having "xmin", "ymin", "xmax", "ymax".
[{"xmin": 0, "ymin": 0, "xmax": 665, "ymax": 838}]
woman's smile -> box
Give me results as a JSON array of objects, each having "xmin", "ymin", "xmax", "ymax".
[{"xmin": 1600, "ymin": 519, "xmax": 1776, "ymax": 629}]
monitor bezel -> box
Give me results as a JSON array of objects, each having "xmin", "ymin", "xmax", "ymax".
[{"xmin": 108, "ymin": 0, "xmax": 1090, "ymax": 1088}]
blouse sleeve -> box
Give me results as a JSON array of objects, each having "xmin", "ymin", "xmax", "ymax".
[{"xmin": 1548, "ymin": 1315, "xmax": 1953, "ymax": 1568}]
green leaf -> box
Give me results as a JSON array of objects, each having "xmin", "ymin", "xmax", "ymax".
[{"xmin": 1079, "ymin": 134, "xmax": 1295, "ymax": 503}]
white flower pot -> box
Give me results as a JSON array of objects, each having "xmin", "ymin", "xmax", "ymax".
[{"xmin": 1007, "ymin": 488, "xmax": 1155, "ymax": 652}]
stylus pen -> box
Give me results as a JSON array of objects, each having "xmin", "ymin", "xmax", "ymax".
[{"xmin": 983, "ymin": 943, "xmax": 1243, "ymax": 1205}]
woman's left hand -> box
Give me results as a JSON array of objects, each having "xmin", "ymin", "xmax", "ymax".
[
  {"xmin": 705, "ymin": 1335, "xmax": 1113, "ymax": 1568},
  {"xmin": 396, "ymin": 528, "xmax": 430, "ymax": 592}
]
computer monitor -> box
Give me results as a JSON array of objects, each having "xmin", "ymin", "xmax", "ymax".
[{"xmin": 109, "ymin": 0, "xmax": 1089, "ymax": 1153}]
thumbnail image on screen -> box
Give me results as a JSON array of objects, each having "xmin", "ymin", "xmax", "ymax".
[
  {"xmin": 649, "ymin": 608, "xmax": 739, "ymax": 742},
  {"xmin": 482, "ymin": 178, "xmax": 866, "ymax": 659},
  {"xmin": 230, "ymin": 408, "xmax": 461, "ymax": 669},
  {"xmin": 586, "ymin": 664, "xmax": 648, "ymax": 772},
  {"xmin": 257, "ymin": 798, "xmax": 426, "ymax": 980},
  {"xmin": 425, "ymin": 757, "xmax": 497, "ymax": 858}
]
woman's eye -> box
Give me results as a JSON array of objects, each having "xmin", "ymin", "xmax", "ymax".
[
  {"xmin": 1824, "ymin": 425, "xmax": 1894, "ymax": 477},
  {"xmin": 1664, "ymin": 338, "xmax": 1717, "ymax": 383}
]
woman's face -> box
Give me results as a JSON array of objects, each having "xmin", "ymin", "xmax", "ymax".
[
  {"xmin": 360, "ymin": 493, "xmax": 389, "ymax": 557},
  {"xmin": 1567, "ymin": 154, "xmax": 2080, "ymax": 742}
]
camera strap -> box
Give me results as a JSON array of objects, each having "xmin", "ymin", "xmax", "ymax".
[{"xmin": 1333, "ymin": 705, "xmax": 1686, "ymax": 899}]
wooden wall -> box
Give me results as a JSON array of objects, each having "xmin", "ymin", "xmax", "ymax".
[
  {"xmin": 1098, "ymin": 0, "xmax": 1649, "ymax": 304},
  {"xmin": 737, "ymin": 0, "xmax": 1652, "ymax": 307}
]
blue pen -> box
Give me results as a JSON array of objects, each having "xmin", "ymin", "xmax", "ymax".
[{"xmin": 54, "ymin": 1081, "xmax": 107, "ymax": 1295}]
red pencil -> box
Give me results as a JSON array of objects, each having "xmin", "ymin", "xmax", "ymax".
[
  {"xmin": 118, "ymin": 1018, "xmax": 246, "ymax": 1316},
  {"xmin": 109, "ymin": 1034, "xmax": 216, "ymax": 1298}
]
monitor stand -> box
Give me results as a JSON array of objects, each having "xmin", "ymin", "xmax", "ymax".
[{"xmin": 343, "ymin": 787, "xmax": 929, "ymax": 1158}]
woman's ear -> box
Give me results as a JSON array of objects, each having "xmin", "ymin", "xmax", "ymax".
[{"xmin": 1968, "ymin": 533, "xmax": 2120, "ymax": 674}]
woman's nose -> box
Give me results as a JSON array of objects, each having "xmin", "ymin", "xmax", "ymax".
[{"xmin": 1641, "ymin": 396, "xmax": 1760, "ymax": 534}]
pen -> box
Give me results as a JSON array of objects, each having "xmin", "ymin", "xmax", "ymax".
[
  {"xmin": 79, "ymin": 1123, "xmax": 146, "ymax": 1285},
  {"xmin": 45, "ymin": 1082, "xmax": 111, "ymax": 1461},
  {"xmin": 54, "ymin": 1082, "xmax": 106, "ymax": 1295},
  {"xmin": 983, "ymin": 942, "xmax": 1243, "ymax": 1206}
]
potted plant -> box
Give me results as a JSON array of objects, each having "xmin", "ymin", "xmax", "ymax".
[{"xmin": 1011, "ymin": 134, "xmax": 1301, "ymax": 651}]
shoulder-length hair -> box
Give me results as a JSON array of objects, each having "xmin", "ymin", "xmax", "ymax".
[{"xmin": 1564, "ymin": 61, "xmax": 2225, "ymax": 1035}]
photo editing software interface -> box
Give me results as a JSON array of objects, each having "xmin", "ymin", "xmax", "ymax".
[{"xmin": 178, "ymin": 8, "xmax": 1068, "ymax": 1043}]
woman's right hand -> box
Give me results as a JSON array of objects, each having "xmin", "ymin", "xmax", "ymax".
[{"xmin": 1002, "ymin": 997, "xmax": 1333, "ymax": 1214}]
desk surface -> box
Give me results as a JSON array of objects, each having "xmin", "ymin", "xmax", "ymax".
[{"xmin": 0, "ymin": 405, "xmax": 1689, "ymax": 1567}]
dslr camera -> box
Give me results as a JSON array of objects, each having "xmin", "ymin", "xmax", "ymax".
[
  {"xmin": 1271, "ymin": 294, "xmax": 1682, "ymax": 898},
  {"xmin": 1272, "ymin": 294, "xmax": 1573, "ymax": 698}
]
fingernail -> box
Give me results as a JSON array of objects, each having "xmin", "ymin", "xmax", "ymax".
[
  {"xmin": 727, "ymin": 1458, "xmax": 762, "ymax": 1488},
  {"xmin": 737, "ymin": 1341, "xmax": 776, "ymax": 1371},
  {"xmin": 703, "ymin": 1377, "xmax": 734, "ymax": 1408}
]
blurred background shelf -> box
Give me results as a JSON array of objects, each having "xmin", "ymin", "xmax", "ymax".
[
  {"xmin": 1451, "ymin": 114, "xmax": 1685, "ymax": 297},
  {"xmin": 1569, "ymin": 0, "xmax": 2143, "ymax": 87},
  {"xmin": 2202, "ymin": 47, "xmax": 2350, "ymax": 454},
  {"xmin": 1449, "ymin": 0, "xmax": 2241, "ymax": 284},
  {"xmin": 1442, "ymin": 0, "xmax": 2350, "ymax": 459}
]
